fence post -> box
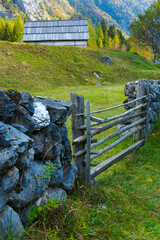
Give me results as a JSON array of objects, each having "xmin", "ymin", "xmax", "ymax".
[
  {"xmin": 86, "ymin": 100, "xmax": 91, "ymax": 185},
  {"xmin": 134, "ymin": 79, "xmax": 146, "ymax": 141},
  {"xmin": 70, "ymin": 93, "xmax": 86, "ymax": 183},
  {"xmin": 145, "ymin": 81, "xmax": 150, "ymax": 141}
]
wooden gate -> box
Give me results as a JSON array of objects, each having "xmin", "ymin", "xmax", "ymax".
[{"xmin": 70, "ymin": 79, "xmax": 149, "ymax": 185}]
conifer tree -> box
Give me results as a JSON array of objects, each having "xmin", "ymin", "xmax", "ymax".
[
  {"xmin": 96, "ymin": 22, "xmax": 104, "ymax": 48},
  {"xmin": 101, "ymin": 19, "xmax": 107, "ymax": 36},
  {"xmin": 108, "ymin": 24, "xmax": 117, "ymax": 39},
  {"xmin": 103, "ymin": 30, "xmax": 109, "ymax": 48}
]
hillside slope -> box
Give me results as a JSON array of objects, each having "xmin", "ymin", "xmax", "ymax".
[
  {"xmin": 68, "ymin": 0, "xmax": 152, "ymax": 32},
  {"xmin": 0, "ymin": 41, "xmax": 160, "ymax": 93},
  {"xmin": 0, "ymin": 0, "xmax": 152, "ymax": 32}
]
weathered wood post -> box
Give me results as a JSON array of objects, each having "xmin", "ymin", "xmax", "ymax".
[
  {"xmin": 145, "ymin": 81, "xmax": 150, "ymax": 141},
  {"xmin": 134, "ymin": 79, "xmax": 147, "ymax": 141},
  {"xmin": 86, "ymin": 100, "xmax": 91, "ymax": 185},
  {"xmin": 70, "ymin": 93, "xmax": 86, "ymax": 183}
]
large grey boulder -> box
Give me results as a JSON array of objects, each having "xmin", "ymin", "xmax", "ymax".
[
  {"xmin": 63, "ymin": 164, "xmax": 77, "ymax": 191},
  {"xmin": 49, "ymin": 167, "xmax": 63, "ymax": 188},
  {"xmin": 9, "ymin": 105, "xmax": 35, "ymax": 132},
  {"xmin": 4, "ymin": 124, "xmax": 33, "ymax": 170},
  {"xmin": 0, "ymin": 91, "xmax": 18, "ymax": 122},
  {"xmin": 31, "ymin": 123, "xmax": 63, "ymax": 161},
  {"xmin": 124, "ymin": 81, "xmax": 137, "ymax": 98},
  {"xmin": 16, "ymin": 148, "xmax": 35, "ymax": 170},
  {"xmin": 34, "ymin": 97, "xmax": 72, "ymax": 125},
  {"xmin": 60, "ymin": 124, "xmax": 72, "ymax": 167},
  {"xmin": 19, "ymin": 92, "xmax": 34, "ymax": 116},
  {"xmin": 0, "ymin": 121, "xmax": 11, "ymax": 148},
  {"xmin": 8, "ymin": 161, "xmax": 50, "ymax": 209},
  {"xmin": 0, "ymin": 205, "xmax": 24, "ymax": 239},
  {"xmin": 1, "ymin": 166, "xmax": 19, "ymax": 193},
  {"xmin": 0, "ymin": 167, "xmax": 19, "ymax": 212},
  {"xmin": 0, "ymin": 146, "xmax": 18, "ymax": 175}
]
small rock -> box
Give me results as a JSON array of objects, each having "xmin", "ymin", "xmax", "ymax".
[
  {"xmin": 94, "ymin": 72, "xmax": 102, "ymax": 79},
  {"xmin": 6, "ymin": 52, "xmax": 12, "ymax": 56},
  {"xmin": 95, "ymin": 83, "xmax": 102, "ymax": 86},
  {"xmin": 103, "ymin": 56, "xmax": 114, "ymax": 65}
]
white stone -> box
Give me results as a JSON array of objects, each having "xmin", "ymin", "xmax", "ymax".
[{"xmin": 32, "ymin": 102, "xmax": 50, "ymax": 130}]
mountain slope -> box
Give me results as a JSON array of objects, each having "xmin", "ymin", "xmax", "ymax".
[
  {"xmin": 68, "ymin": 0, "xmax": 152, "ymax": 32},
  {"xmin": 0, "ymin": 0, "xmax": 152, "ymax": 32}
]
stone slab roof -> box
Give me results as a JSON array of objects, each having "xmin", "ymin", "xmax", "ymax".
[{"xmin": 23, "ymin": 19, "xmax": 89, "ymax": 42}]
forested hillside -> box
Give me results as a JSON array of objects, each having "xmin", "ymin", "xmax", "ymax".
[{"xmin": 0, "ymin": 0, "xmax": 152, "ymax": 32}]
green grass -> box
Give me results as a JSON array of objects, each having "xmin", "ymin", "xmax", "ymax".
[
  {"xmin": 0, "ymin": 41, "xmax": 160, "ymax": 93},
  {"xmin": 0, "ymin": 41, "xmax": 160, "ymax": 240},
  {"xmin": 22, "ymin": 118, "xmax": 160, "ymax": 240},
  {"xmin": 22, "ymin": 86, "xmax": 160, "ymax": 240}
]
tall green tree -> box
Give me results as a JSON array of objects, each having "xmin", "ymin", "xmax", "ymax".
[
  {"xmin": 129, "ymin": 0, "xmax": 160, "ymax": 62},
  {"xmin": 96, "ymin": 22, "xmax": 104, "ymax": 48},
  {"xmin": 12, "ymin": 14, "xmax": 24, "ymax": 42},
  {"xmin": 108, "ymin": 24, "xmax": 117, "ymax": 39},
  {"xmin": 88, "ymin": 19, "xmax": 97, "ymax": 47},
  {"xmin": 0, "ymin": 18, "xmax": 5, "ymax": 40},
  {"xmin": 3, "ymin": 21, "xmax": 13, "ymax": 41},
  {"xmin": 103, "ymin": 30, "xmax": 109, "ymax": 48},
  {"xmin": 101, "ymin": 18, "xmax": 107, "ymax": 36}
]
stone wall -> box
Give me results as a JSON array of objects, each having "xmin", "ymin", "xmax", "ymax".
[
  {"xmin": 0, "ymin": 90, "xmax": 77, "ymax": 238},
  {"xmin": 119, "ymin": 79, "xmax": 160, "ymax": 134}
]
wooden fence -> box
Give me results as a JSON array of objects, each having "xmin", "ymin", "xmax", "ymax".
[{"xmin": 70, "ymin": 79, "xmax": 149, "ymax": 185}]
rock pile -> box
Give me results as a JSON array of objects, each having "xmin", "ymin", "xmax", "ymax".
[
  {"xmin": 0, "ymin": 90, "xmax": 77, "ymax": 238},
  {"xmin": 118, "ymin": 79, "xmax": 160, "ymax": 135}
]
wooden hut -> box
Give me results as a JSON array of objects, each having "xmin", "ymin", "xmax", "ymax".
[{"xmin": 23, "ymin": 19, "xmax": 89, "ymax": 47}]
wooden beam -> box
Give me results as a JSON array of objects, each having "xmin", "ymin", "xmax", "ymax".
[
  {"xmin": 76, "ymin": 95, "xmax": 147, "ymax": 116},
  {"xmin": 73, "ymin": 117, "xmax": 146, "ymax": 158},
  {"xmin": 89, "ymin": 125, "xmax": 144, "ymax": 162},
  {"xmin": 134, "ymin": 80, "xmax": 146, "ymax": 141},
  {"xmin": 79, "ymin": 106, "xmax": 146, "ymax": 130},
  {"xmin": 91, "ymin": 140, "xmax": 145, "ymax": 179},
  {"xmin": 73, "ymin": 111, "xmax": 147, "ymax": 145},
  {"xmin": 86, "ymin": 100, "xmax": 91, "ymax": 185}
]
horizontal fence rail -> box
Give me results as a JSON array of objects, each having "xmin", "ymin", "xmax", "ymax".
[{"xmin": 70, "ymin": 79, "xmax": 149, "ymax": 185}]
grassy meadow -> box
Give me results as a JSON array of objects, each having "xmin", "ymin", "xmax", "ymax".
[{"xmin": 0, "ymin": 41, "xmax": 160, "ymax": 239}]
